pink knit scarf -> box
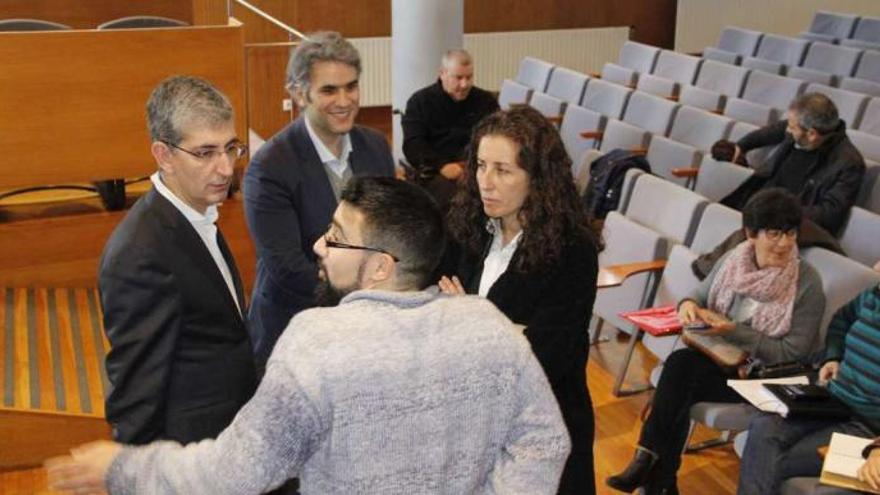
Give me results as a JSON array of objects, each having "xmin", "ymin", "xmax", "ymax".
[{"xmin": 707, "ymin": 241, "xmax": 799, "ymax": 338}]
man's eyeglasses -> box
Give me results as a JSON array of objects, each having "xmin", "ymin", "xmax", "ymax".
[
  {"xmin": 323, "ymin": 231, "xmax": 399, "ymax": 261},
  {"xmin": 163, "ymin": 141, "xmax": 248, "ymax": 163}
]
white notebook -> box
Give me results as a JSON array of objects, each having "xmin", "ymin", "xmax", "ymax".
[
  {"xmin": 726, "ymin": 375, "xmax": 809, "ymax": 417},
  {"xmin": 820, "ymin": 432, "xmax": 879, "ymax": 494}
]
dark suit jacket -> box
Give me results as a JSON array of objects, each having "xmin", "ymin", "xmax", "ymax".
[
  {"xmin": 451, "ymin": 234, "xmax": 599, "ymax": 453},
  {"xmin": 243, "ymin": 118, "xmax": 395, "ymax": 369},
  {"xmin": 99, "ymin": 188, "xmax": 257, "ymax": 445}
]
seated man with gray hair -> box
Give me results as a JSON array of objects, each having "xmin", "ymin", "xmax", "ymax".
[
  {"xmin": 695, "ymin": 93, "xmax": 867, "ymax": 278},
  {"xmin": 47, "ymin": 177, "xmax": 571, "ymax": 495},
  {"xmin": 402, "ymin": 49, "xmax": 499, "ymax": 207},
  {"xmin": 723, "ymin": 92, "xmax": 866, "ymax": 236}
]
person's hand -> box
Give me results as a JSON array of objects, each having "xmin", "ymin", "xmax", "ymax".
[
  {"xmin": 438, "ymin": 275, "xmax": 466, "ymax": 296},
  {"xmin": 818, "ymin": 360, "xmax": 840, "ymax": 385},
  {"xmin": 45, "ymin": 440, "xmax": 122, "ymax": 494},
  {"xmin": 858, "ymin": 448, "xmax": 880, "ymax": 491},
  {"xmin": 695, "ymin": 307, "xmax": 736, "ymax": 336},
  {"xmin": 678, "ymin": 300, "xmax": 699, "ymax": 324},
  {"xmin": 439, "ymin": 162, "xmax": 464, "ymax": 180}
]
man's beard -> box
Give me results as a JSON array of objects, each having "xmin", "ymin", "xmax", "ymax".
[{"xmin": 314, "ymin": 261, "xmax": 366, "ymax": 307}]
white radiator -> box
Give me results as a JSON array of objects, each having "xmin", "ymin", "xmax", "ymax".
[{"xmin": 351, "ymin": 27, "xmax": 630, "ymax": 107}]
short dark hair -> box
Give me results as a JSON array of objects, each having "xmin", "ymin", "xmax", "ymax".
[
  {"xmin": 286, "ymin": 31, "xmax": 361, "ymax": 94},
  {"xmin": 742, "ymin": 188, "xmax": 803, "ymax": 235},
  {"xmin": 340, "ymin": 177, "xmax": 445, "ymax": 289},
  {"xmin": 789, "ymin": 92, "xmax": 840, "ymax": 134}
]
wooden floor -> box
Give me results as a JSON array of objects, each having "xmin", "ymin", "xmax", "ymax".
[{"xmin": 0, "ymin": 330, "xmax": 741, "ymax": 495}]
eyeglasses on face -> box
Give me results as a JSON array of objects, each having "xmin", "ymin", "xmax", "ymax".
[
  {"xmin": 322, "ymin": 228, "xmax": 399, "ymax": 261},
  {"xmin": 762, "ymin": 228, "xmax": 798, "ymax": 242},
  {"xmin": 163, "ymin": 140, "xmax": 248, "ymax": 163}
]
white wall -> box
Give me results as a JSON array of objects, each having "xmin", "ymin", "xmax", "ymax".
[{"xmin": 676, "ymin": 0, "xmax": 880, "ymax": 53}]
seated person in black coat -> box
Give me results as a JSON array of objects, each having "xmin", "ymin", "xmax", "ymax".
[
  {"xmin": 722, "ymin": 92, "xmax": 865, "ymax": 236},
  {"xmin": 439, "ymin": 106, "xmax": 600, "ymax": 495},
  {"xmin": 402, "ymin": 49, "xmax": 499, "ymax": 207}
]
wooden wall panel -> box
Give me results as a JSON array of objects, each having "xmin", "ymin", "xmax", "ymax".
[
  {"xmin": 234, "ymin": 0, "xmax": 675, "ymax": 48},
  {"xmin": 0, "ymin": 199, "xmax": 256, "ymax": 291},
  {"xmin": 0, "ymin": 0, "xmax": 193, "ymax": 29},
  {"xmin": 192, "ymin": 0, "xmax": 230, "ymax": 26},
  {"xmin": 0, "ymin": 25, "xmax": 246, "ymax": 189},
  {"xmin": 246, "ymin": 44, "xmax": 294, "ymax": 140}
]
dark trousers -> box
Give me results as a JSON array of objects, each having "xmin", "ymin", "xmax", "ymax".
[
  {"xmin": 639, "ymin": 348, "xmax": 743, "ymax": 487},
  {"xmin": 737, "ymin": 413, "xmax": 875, "ymax": 494}
]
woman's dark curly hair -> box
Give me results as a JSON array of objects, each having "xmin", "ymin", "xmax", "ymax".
[{"xmin": 447, "ymin": 105, "xmax": 596, "ymax": 272}]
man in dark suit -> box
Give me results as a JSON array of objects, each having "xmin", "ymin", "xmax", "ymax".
[
  {"xmin": 244, "ymin": 31, "xmax": 395, "ymax": 372},
  {"xmin": 99, "ymin": 76, "xmax": 257, "ymax": 445}
]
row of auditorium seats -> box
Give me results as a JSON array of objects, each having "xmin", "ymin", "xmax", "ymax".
[
  {"xmin": 497, "ymin": 56, "xmax": 880, "ymax": 223},
  {"xmin": 0, "ymin": 16, "xmax": 188, "ymax": 31},
  {"xmin": 702, "ymin": 26, "xmax": 880, "ymax": 96},
  {"xmin": 800, "ymin": 10, "xmax": 880, "ymax": 48}
]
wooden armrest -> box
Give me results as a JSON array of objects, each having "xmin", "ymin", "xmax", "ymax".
[
  {"xmin": 710, "ymin": 108, "xmax": 723, "ymax": 115},
  {"xmin": 580, "ymin": 130, "xmax": 604, "ymax": 140},
  {"xmin": 671, "ymin": 167, "xmax": 699, "ymax": 178},
  {"xmin": 597, "ymin": 259, "xmax": 667, "ymax": 289},
  {"xmin": 590, "ymin": 72, "xmax": 601, "ymax": 79},
  {"xmin": 626, "ymin": 83, "xmax": 637, "ymax": 89},
  {"xmin": 630, "ymin": 148, "xmax": 647, "ymax": 156},
  {"xmin": 509, "ymin": 102, "xmax": 528, "ymax": 109},
  {"xmin": 818, "ymin": 445, "xmax": 828, "ymax": 459},
  {"xmin": 666, "ymin": 95, "xmax": 680, "ymax": 102},
  {"xmin": 546, "ymin": 115, "xmax": 563, "ymax": 125}
]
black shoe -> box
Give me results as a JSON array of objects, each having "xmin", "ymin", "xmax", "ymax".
[{"xmin": 606, "ymin": 448, "xmax": 658, "ymax": 492}]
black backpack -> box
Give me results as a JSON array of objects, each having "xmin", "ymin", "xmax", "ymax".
[{"xmin": 582, "ymin": 148, "xmax": 651, "ymax": 219}]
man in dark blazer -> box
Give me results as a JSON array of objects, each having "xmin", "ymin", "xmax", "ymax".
[
  {"xmin": 244, "ymin": 31, "xmax": 394, "ymax": 371},
  {"xmin": 99, "ymin": 76, "xmax": 257, "ymax": 445}
]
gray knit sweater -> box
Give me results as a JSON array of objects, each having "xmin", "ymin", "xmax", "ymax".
[{"xmin": 106, "ymin": 289, "xmax": 570, "ymax": 494}]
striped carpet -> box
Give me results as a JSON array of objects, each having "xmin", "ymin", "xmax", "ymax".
[{"xmin": 1, "ymin": 287, "xmax": 108, "ymax": 417}]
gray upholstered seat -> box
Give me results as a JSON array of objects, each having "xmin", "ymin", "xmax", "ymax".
[
  {"xmin": 581, "ymin": 77, "xmax": 632, "ymax": 119},
  {"xmin": 742, "ymin": 34, "xmax": 811, "ymax": 75},
  {"xmin": 680, "ymin": 60, "xmax": 750, "ymax": 112},
  {"xmin": 545, "ymin": 67, "xmax": 590, "ymax": 106},
  {"xmin": 703, "ymin": 27, "xmax": 764, "ymax": 65},
  {"xmin": 799, "ymin": 11, "xmax": 859, "ymax": 44},
  {"xmin": 636, "ymin": 50, "xmax": 702, "ymax": 98},
  {"xmin": 694, "ymin": 156, "xmax": 754, "ymax": 202},
  {"xmin": 600, "ymin": 41, "xmax": 661, "ymax": 87},
  {"xmin": 515, "ymin": 56, "xmax": 554, "ymax": 91},
  {"xmin": 497, "ymin": 79, "xmax": 532, "ymax": 110},
  {"xmin": 806, "ymin": 83, "xmax": 869, "ymax": 128},
  {"xmin": 838, "ymin": 206, "xmax": 880, "ymax": 267},
  {"xmin": 97, "ymin": 15, "xmax": 188, "ymax": 29},
  {"xmin": 789, "ymin": 43, "xmax": 862, "ymax": 87},
  {"xmin": 842, "ymin": 16, "xmax": 880, "ymax": 52},
  {"xmin": 855, "ymin": 97, "xmax": 880, "ymax": 135}
]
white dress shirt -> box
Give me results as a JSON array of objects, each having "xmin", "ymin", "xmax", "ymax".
[
  {"xmin": 304, "ymin": 117, "xmax": 352, "ymax": 178},
  {"xmin": 478, "ymin": 219, "xmax": 523, "ymax": 297},
  {"xmin": 151, "ymin": 172, "xmax": 241, "ymax": 314}
]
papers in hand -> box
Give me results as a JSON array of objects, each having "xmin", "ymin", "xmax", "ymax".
[
  {"xmin": 820, "ymin": 433, "xmax": 880, "ymax": 494},
  {"xmin": 726, "ymin": 375, "xmax": 809, "ymax": 417}
]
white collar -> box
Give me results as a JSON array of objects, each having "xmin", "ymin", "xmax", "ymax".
[
  {"xmin": 485, "ymin": 218, "xmax": 523, "ymax": 248},
  {"xmin": 304, "ymin": 117, "xmax": 352, "ymax": 164},
  {"xmin": 151, "ymin": 172, "xmax": 219, "ymax": 226}
]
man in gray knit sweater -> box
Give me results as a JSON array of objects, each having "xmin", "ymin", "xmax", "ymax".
[{"xmin": 48, "ymin": 177, "xmax": 570, "ymax": 494}]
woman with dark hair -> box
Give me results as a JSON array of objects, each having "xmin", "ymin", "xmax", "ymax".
[
  {"xmin": 439, "ymin": 106, "xmax": 600, "ymax": 494},
  {"xmin": 606, "ymin": 188, "xmax": 826, "ymax": 495}
]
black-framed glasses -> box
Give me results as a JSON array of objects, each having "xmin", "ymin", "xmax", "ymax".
[
  {"xmin": 323, "ymin": 231, "xmax": 399, "ymax": 261},
  {"xmin": 163, "ymin": 140, "xmax": 248, "ymax": 163}
]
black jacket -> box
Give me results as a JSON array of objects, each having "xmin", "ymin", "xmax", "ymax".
[
  {"xmin": 449, "ymin": 233, "xmax": 598, "ymax": 452},
  {"xmin": 100, "ymin": 188, "xmax": 257, "ymax": 445},
  {"xmin": 724, "ymin": 119, "xmax": 865, "ymax": 235},
  {"xmin": 402, "ymin": 80, "xmax": 498, "ymax": 178},
  {"xmin": 243, "ymin": 118, "xmax": 395, "ymax": 369}
]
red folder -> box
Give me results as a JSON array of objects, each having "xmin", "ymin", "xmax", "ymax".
[{"xmin": 619, "ymin": 305, "xmax": 682, "ymax": 336}]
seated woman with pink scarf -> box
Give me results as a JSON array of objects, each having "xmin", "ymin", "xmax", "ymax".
[{"xmin": 606, "ymin": 188, "xmax": 826, "ymax": 495}]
